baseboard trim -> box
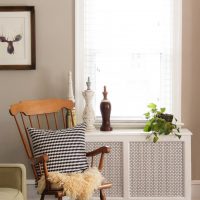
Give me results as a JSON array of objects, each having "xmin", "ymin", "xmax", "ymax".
[
  {"xmin": 192, "ymin": 180, "xmax": 200, "ymax": 200},
  {"xmin": 192, "ymin": 180, "xmax": 200, "ymax": 185},
  {"xmin": 27, "ymin": 179, "xmax": 35, "ymax": 185}
]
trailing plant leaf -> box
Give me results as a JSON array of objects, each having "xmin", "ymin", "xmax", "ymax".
[
  {"xmin": 175, "ymin": 133, "xmax": 181, "ymax": 139},
  {"xmin": 148, "ymin": 103, "xmax": 157, "ymax": 109},
  {"xmin": 144, "ymin": 123, "xmax": 151, "ymax": 132},
  {"xmin": 151, "ymin": 108, "xmax": 157, "ymax": 113},
  {"xmin": 144, "ymin": 112, "xmax": 150, "ymax": 119},
  {"xmin": 160, "ymin": 107, "xmax": 166, "ymax": 113},
  {"xmin": 153, "ymin": 135, "xmax": 159, "ymax": 143}
]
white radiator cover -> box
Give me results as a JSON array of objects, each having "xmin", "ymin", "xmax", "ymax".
[{"xmin": 85, "ymin": 128, "xmax": 192, "ymax": 200}]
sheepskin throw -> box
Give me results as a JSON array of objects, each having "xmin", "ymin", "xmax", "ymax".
[
  {"xmin": 37, "ymin": 167, "xmax": 104, "ymax": 200},
  {"xmin": 27, "ymin": 123, "xmax": 89, "ymax": 176}
]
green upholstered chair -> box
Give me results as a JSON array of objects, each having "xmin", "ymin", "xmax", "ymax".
[{"xmin": 0, "ymin": 164, "xmax": 26, "ymax": 200}]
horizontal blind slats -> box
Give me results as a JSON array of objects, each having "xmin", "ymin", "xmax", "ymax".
[{"xmin": 83, "ymin": 0, "xmax": 174, "ymax": 118}]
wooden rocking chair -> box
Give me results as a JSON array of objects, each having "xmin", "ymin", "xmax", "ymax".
[{"xmin": 9, "ymin": 98, "xmax": 112, "ymax": 200}]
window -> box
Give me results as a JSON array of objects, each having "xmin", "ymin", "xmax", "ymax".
[{"xmin": 75, "ymin": 0, "xmax": 182, "ymax": 126}]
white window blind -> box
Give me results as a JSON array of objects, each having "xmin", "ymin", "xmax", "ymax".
[{"xmin": 75, "ymin": 0, "xmax": 182, "ymax": 124}]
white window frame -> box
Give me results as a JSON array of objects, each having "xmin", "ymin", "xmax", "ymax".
[{"xmin": 75, "ymin": 0, "xmax": 182, "ymax": 127}]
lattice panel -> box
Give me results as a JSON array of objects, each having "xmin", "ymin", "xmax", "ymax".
[
  {"xmin": 130, "ymin": 141, "xmax": 184, "ymax": 197},
  {"xmin": 86, "ymin": 142, "xmax": 123, "ymax": 197}
]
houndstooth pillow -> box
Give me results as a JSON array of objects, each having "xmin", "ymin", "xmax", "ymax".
[{"xmin": 27, "ymin": 123, "xmax": 89, "ymax": 174}]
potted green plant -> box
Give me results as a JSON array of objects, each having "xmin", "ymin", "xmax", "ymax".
[{"xmin": 144, "ymin": 103, "xmax": 181, "ymax": 143}]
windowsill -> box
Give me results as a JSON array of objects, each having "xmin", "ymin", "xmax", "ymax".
[
  {"xmin": 95, "ymin": 120, "xmax": 146, "ymax": 129},
  {"xmin": 94, "ymin": 118, "xmax": 184, "ymax": 129}
]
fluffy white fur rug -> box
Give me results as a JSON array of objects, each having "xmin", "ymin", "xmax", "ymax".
[{"xmin": 37, "ymin": 167, "xmax": 104, "ymax": 200}]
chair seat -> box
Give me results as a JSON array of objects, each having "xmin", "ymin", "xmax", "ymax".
[
  {"xmin": 0, "ymin": 188, "xmax": 24, "ymax": 200},
  {"xmin": 48, "ymin": 182, "xmax": 112, "ymax": 191}
]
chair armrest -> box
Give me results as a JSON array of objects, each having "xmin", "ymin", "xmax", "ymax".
[
  {"xmin": 30, "ymin": 154, "xmax": 49, "ymax": 180},
  {"xmin": 30, "ymin": 154, "xmax": 53, "ymax": 191},
  {"xmin": 86, "ymin": 146, "xmax": 111, "ymax": 171},
  {"xmin": 86, "ymin": 146, "xmax": 111, "ymax": 157},
  {"xmin": 0, "ymin": 163, "xmax": 26, "ymax": 200},
  {"xmin": 31, "ymin": 154, "xmax": 49, "ymax": 165}
]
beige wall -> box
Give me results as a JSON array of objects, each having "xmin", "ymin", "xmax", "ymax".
[
  {"xmin": 0, "ymin": 0, "xmax": 75, "ymax": 178},
  {"xmin": 0, "ymin": 0, "xmax": 200, "ymax": 179},
  {"xmin": 182, "ymin": 0, "xmax": 200, "ymax": 180}
]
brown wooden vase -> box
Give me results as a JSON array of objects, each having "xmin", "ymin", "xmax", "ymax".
[{"xmin": 100, "ymin": 86, "xmax": 112, "ymax": 131}]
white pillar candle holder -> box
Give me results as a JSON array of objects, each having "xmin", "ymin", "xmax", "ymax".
[
  {"xmin": 67, "ymin": 71, "xmax": 75, "ymax": 102},
  {"xmin": 82, "ymin": 77, "xmax": 95, "ymax": 131}
]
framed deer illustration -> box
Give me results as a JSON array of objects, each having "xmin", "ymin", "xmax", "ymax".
[{"xmin": 0, "ymin": 6, "xmax": 35, "ymax": 70}]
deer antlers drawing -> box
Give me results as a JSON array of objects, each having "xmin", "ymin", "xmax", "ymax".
[{"xmin": 0, "ymin": 34, "xmax": 22, "ymax": 54}]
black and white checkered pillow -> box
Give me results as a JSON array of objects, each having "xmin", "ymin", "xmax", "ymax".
[{"xmin": 27, "ymin": 123, "xmax": 89, "ymax": 174}]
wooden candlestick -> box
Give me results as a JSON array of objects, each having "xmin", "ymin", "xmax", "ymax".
[{"xmin": 100, "ymin": 86, "xmax": 112, "ymax": 131}]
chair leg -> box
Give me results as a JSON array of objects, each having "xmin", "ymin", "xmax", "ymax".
[
  {"xmin": 40, "ymin": 194, "xmax": 45, "ymax": 200},
  {"xmin": 100, "ymin": 189, "xmax": 106, "ymax": 200},
  {"xmin": 56, "ymin": 192, "xmax": 63, "ymax": 200}
]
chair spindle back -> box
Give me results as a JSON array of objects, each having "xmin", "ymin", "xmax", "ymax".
[{"xmin": 9, "ymin": 98, "xmax": 75, "ymax": 168}]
